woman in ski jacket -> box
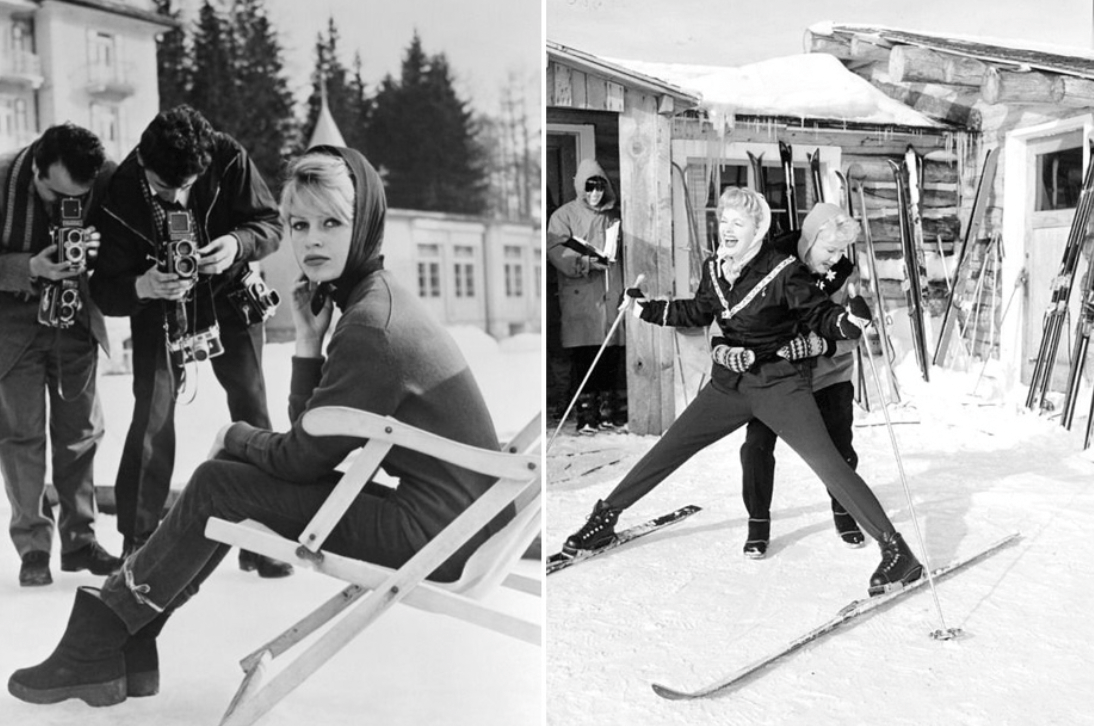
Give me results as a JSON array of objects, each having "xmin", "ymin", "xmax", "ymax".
[{"xmin": 561, "ymin": 187, "xmax": 922, "ymax": 598}]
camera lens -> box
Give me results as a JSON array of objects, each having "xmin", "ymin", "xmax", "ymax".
[
  {"xmin": 175, "ymin": 240, "xmax": 195, "ymax": 256},
  {"xmin": 59, "ymin": 288, "xmax": 79, "ymax": 305},
  {"xmin": 175, "ymin": 257, "xmax": 197, "ymax": 277},
  {"xmin": 264, "ymin": 290, "xmax": 281, "ymax": 307},
  {"xmin": 58, "ymin": 303, "xmax": 76, "ymax": 323},
  {"xmin": 65, "ymin": 243, "xmax": 85, "ymax": 264},
  {"xmin": 192, "ymin": 340, "xmax": 209, "ymax": 362}
]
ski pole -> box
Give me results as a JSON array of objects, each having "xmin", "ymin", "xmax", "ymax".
[
  {"xmin": 852, "ymin": 284, "xmax": 958, "ymax": 640},
  {"xmin": 549, "ymin": 274, "xmax": 646, "ymax": 451},
  {"xmin": 973, "ymin": 268, "xmax": 1026, "ymax": 397}
]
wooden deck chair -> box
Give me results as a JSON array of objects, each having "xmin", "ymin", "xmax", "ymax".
[{"xmin": 204, "ymin": 407, "xmax": 542, "ymax": 726}]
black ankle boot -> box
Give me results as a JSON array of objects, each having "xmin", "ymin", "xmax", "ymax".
[
  {"xmin": 832, "ymin": 508, "xmax": 865, "ymax": 548},
  {"xmin": 575, "ymin": 393, "xmax": 598, "ymax": 435},
  {"xmin": 8, "ymin": 587, "xmax": 130, "ymax": 706},
  {"xmin": 563, "ymin": 499, "xmax": 620, "ymax": 555},
  {"xmin": 743, "ymin": 518, "xmax": 770, "ymax": 559},
  {"xmin": 123, "ymin": 610, "xmax": 171, "ymax": 698},
  {"xmin": 869, "ymin": 532, "xmax": 924, "ymax": 596}
]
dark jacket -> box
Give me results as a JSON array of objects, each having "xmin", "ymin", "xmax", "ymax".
[
  {"xmin": 638, "ymin": 239, "xmax": 856, "ymax": 390},
  {"xmin": 89, "ymin": 133, "xmax": 282, "ymax": 318},
  {"xmin": 0, "ymin": 150, "xmax": 113, "ymax": 379}
]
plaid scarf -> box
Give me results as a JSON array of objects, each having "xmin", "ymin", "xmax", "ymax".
[{"xmin": 0, "ymin": 143, "xmax": 54, "ymax": 256}]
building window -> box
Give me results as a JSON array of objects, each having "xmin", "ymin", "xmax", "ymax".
[
  {"xmin": 1036, "ymin": 145, "xmax": 1084, "ymax": 212},
  {"xmin": 416, "ymin": 243, "xmax": 441, "ymax": 298},
  {"xmin": 89, "ymin": 102, "xmax": 120, "ymax": 159},
  {"xmin": 453, "ymin": 245, "xmax": 476, "ymax": 298},
  {"xmin": 89, "ymin": 31, "xmax": 118, "ymax": 84},
  {"xmin": 504, "ymin": 245, "xmax": 523, "ymax": 297}
]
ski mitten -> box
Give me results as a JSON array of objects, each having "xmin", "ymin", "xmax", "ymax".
[
  {"xmin": 837, "ymin": 295, "xmax": 872, "ymax": 339},
  {"xmin": 712, "ymin": 344, "xmax": 756, "ymax": 373},
  {"xmin": 777, "ymin": 331, "xmax": 833, "ymax": 360}
]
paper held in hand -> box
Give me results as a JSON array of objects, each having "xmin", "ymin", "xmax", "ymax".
[{"xmin": 563, "ymin": 222, "xmax": 619, "ymax": 266}]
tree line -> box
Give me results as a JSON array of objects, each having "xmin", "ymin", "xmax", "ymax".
[{"xmin": 153, "ymin": 0, "xmax": 538, "ymax": 219}]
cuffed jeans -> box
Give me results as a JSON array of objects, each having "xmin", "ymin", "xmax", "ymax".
[
  {"xmin": 603, "ymin": 360, "xmax": 894, "ymax": 542},
  {"xmin": 100, "ymin": 457, "xmax": 435, "ymax": 632},
  {"xmin": 0, "ymin": 325, "xmax": 102, "ymax": 556}
]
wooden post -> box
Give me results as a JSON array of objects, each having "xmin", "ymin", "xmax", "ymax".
[{"xmin": 621, "ymin": 92, "xmax": 676, "ymax": 436}]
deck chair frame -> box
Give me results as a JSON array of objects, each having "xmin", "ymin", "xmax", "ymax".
[{"xmin": 204, "ymin": 407, "xmax": 542, "ymax": 726}]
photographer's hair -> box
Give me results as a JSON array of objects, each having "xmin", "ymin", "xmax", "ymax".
[
  {"xmin": 138, "ymin": 105, "xmax": 215, "ymax": 187},
  {"xmin": 716, "ymin": 186, "xmax": 768, "ymax": 231},
  {"xmin": 280, "ymin": 152, "xmax": 355, "ymax": 225},
  {"xmin": 34, "ymin": 123, "xmax": 106, "ymax": 186}
]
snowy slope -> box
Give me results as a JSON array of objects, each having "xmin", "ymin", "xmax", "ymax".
[
  {"xmin": 547, "ymin": 358, "xmax": 1094, "ymax": 726},
  {"xmin": 0, "ymin": 329, "xmax": 542, "ymax": 726}
]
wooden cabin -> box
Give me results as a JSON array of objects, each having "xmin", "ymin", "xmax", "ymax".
[
  {"xmin": 808, "ymin": 23, "xmax": 1094, "ymax": 395},
  {"xmin": 548, "ymin": 40, "xmax": 967, "ymax": 435}
]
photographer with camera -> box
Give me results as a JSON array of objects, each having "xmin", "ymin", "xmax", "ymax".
[
  {"xmin": 0, "ymin": 123, "xmax": 122, "ymax": 586},
  {"xmin": 90, "ymin": 106, "xmax": 291, "ymax": 577}
]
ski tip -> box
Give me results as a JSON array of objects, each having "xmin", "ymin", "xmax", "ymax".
[{"xmin": 651, "ymin": 683, "xmax": 690, "ymax": 700}]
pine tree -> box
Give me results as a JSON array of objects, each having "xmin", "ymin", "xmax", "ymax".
[
  {"xmin": 189, "ymin": 0, "xmax": 241, "ymax": 133},
  {"xmin": 231, "ymin": 0, "xmax": 298, "ymax": 189},
  {"xmin": 302, "ymin": 18, "xmax": 369, "ymax": 153},
  {"xmin": 366, "ymin": 32, "xmax": 488, "ymax": 214},
  {"xmin": 152, "ymin": 0, "xmax": 190, "ymax": 111}
]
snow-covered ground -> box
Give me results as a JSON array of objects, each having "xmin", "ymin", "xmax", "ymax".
[
  {"xmin": 547, "ymin": 353, "xmax": 1094, "ymax": 726},
  {"xmin": 0, "ymin": 327, "xmax": 542, "ymax": 726}
]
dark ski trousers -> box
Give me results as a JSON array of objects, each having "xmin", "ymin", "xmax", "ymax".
[
  {"xmin": 100, "ymin": 458, "xmax": 433, "ymax": 633},
  {"xmin": 603, "ymin": 361, "xmax": 894, "ymax": 542},
  {"xmin": 115, "ymin": 299, "xmax": 270, "ymax": 543},
  {"xmin": 741, "ymin": 380, "xmax": 858, "ymax": 521}
]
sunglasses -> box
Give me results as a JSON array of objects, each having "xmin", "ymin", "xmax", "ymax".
[{"xmin": 585, "ymin": 179, "xmax": 607, "ymax": 192}]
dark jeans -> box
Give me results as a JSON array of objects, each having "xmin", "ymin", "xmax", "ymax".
[
  {"xmin": 741, "ymin": 380, "xmax": 858, "ymax": 520},
  {"xmin": 115, "ymin": 298, "xmax": 270, "ymax": 542},
  {"xmin": 100, "ymin": 457, "xmax": 428, "ymax": 633},
  {"xmin": 603, "ymin": 361, "xmax": 894, "ymax": 541},
  {"xmin": 0, "ymin": 324, "xmax": 102, "ymax": 556}
]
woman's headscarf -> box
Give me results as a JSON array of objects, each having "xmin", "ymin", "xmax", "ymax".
[{"xmin": 304, "ymin": 145, "xmax": 387, "ymax": 312}]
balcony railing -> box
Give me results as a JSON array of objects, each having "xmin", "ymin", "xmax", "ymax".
[
  {"xmin": 86, "ymin": 60, "xmax": 137, "ymax": 99},
  {"xmin": 0, "ymin": 50, "xmax": 43, "ymax": 88}
]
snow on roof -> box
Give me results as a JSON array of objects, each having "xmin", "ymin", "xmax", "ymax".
[
  {"xmin": 812, "ymin": 22, "xmax": 1094, "ymax": 79},
  {"xmin": 606, "ymin": 53, "xmax": 941, "ymax": 128}
]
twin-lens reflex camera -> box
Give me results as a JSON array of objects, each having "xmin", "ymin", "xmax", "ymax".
[
  {"xmin": 162, "ymin": 210, "xmax": 223, "ymax": 366},
  {"xmin": 38, "ymin": 198, "xmax": 89, "ymax": 328}
]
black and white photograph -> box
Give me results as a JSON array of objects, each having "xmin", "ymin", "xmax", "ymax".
[
  {"xmin": 0, "ymin": 1, "xmax": 542, "ymax": 724},
  {"xmin": 546, "ymin": 1, "xmax": 1094, "ymax": 723}
]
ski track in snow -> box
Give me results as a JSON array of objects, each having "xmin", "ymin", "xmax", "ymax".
[{"xmin": 547, "ymin": 361, "xmax": 1094, "ymax": 726}]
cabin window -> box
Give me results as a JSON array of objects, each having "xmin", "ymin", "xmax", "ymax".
[{"xmin": 1035, "ymin": 145, "xmax": 1084, "ymax": 212}]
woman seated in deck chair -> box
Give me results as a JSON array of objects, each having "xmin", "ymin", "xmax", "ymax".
[{"xmin": 9, "ymin": 146, "xmax": 510, "ymax": 707}]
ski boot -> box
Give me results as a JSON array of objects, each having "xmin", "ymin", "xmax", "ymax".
[
  {"xmin": 562, "ymin": 500, "xmax": 620, "ymax": 556},
  {"xmin": 832, "ymin": 505, "xmax": 865, "ymax": 548},
  {"xmin": 868, "ymin": 532, "xmax": 923, "ymax": 596},
  {"xmin": 575, "ymin": 393, "xmax": 599, "ymax": 435},
  {"xmin": 743, "ymin": 517, "xmax": 770, "ymax": 559},
  {"xmin": 596, "ymin": 391, "xmax": 618, "ymax": 432}
]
